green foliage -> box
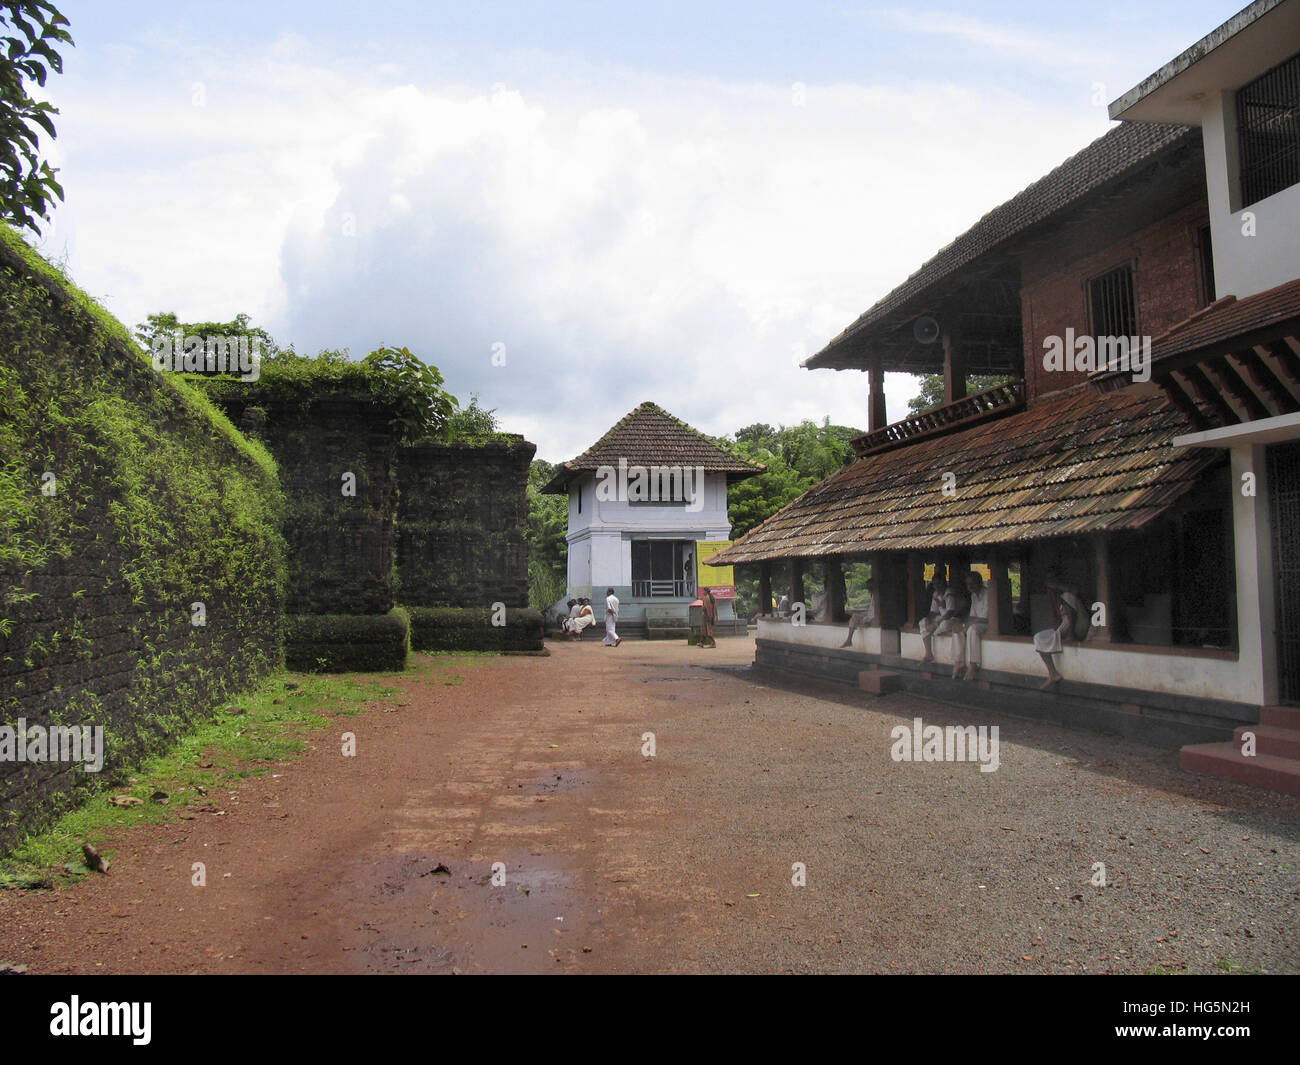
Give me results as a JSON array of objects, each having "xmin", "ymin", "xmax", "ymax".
[
  {"xmin": 525, "ymin": 459, "xmax": 567, "ymax": 608},
  {"xmin": 0, "ymin": 669, "xmax": 392, "ymax": 881},
  {"xmin": 445, "ymin": 392, "xmax": 504, "ymax": 442},
  {"xmin": 284, "ymin": 609, "xmax": 410, "ymax": 673},
  {"xmin": 0, "ymin": 2, "xmax": 72, "ymax": 233},
  {"xmin": 0, "ymin": 223, "xmax": 286, "ymax": 849},
  {"xmin": 406, "ymin": 605, "xmax": 544, "ymax": 652},
  {"xmin": 726, "ymin": 419, "xmax": 862, "ymax": 539},
  {"xmin": 134, "ymin": 310, "xmax": 282, "ymax": 366},
  {"xmin": 363, "ymin": 345, "xmax": 458, "ymax": 444},
  {"xmin": 189, "ymin": 338, "xmax": 461, "ymax": 446},
  {"xmin": 906, "ymin": 373, "xmax": 1012, "ymax": 416}
]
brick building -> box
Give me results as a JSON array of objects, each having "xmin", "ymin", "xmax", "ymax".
[{"xmin": 707, "ymin": 1, "xmax": 1300, "ymax": 792}]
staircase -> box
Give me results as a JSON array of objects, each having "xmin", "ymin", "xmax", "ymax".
[{"xmin": 1180, "ymin": 705, "xmax": 1300, "ymax": 796}]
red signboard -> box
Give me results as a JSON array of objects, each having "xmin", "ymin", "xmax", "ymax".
[{"xmin": 705, "ymin": 585, "xmax": 735, "ymax": 600}]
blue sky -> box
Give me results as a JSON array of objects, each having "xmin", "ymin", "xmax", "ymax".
[{"xmin": 37, "ymin": 1, "xmax": 1244, "ymax": 459}]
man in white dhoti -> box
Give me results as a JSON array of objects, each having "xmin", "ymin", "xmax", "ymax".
[
  {"xmin": 569, "ymin": 598, "xmax": 596, "ymax": 639},
  {"xmin": 953, "ymin": 571, "xmax": 989, "ymax": 680},
  {"xmin": 1035, "ymin": 579, "xmax": 1087, "ymax": 689},
  {"xmin": 602, "ymin": 587, "xmax": 622, "ymax": 646},
  {"xmin": 919, "ymin": 576, "xmax": 967, "ymax": 664}
]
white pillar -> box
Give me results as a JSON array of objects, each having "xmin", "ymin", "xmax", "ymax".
[{"xmin": 1231, "ymin": 443, "xmax": 1277, "ymax": 705}]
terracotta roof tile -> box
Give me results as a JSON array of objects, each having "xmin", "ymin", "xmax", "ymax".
[
  {"xmin": 542, "ymin": 401, "xmax": 763, "ymax": 493},
  {"xmin": 707, "ymin": 387, "xmax": 1216, "ymax": 564}
]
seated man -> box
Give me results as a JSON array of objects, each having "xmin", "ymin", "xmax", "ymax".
[
  {"xmin": 839, "ymin": 606, "xmax": 875, "ymax": 648},
  {"xmin": 920, "ymin": 576, "xmax": 968, "ymax": 664},
  {"xmin": 952, "ymin": 571, "xmax": 988, "ymax": 680},
  {"xmin": 569, "ymin": 598, "xmax": 596, "ymax": 639}
]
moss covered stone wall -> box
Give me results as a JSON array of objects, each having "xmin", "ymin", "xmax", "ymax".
[{"xmin": 0, "ymin": 227, "xmax": 287, "ymax": 850}]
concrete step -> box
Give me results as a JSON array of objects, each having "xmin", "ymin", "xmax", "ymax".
[
  {"xmin": 1180, "ymin": 742, "xmax": 1300, "ymax": 796},
  {"xmin": 1260, "ymin": 705, "xmax": 1300, "ymax": 729},
  {"xmin": 1234, "ymin": 724, "xmax": 1300, "ymax": 760},
  {"xmin": 858, "ymin": 669, "xmax": 902, "ymax": 696}
]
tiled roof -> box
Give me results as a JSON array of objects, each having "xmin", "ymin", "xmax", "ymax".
[
  {"xmin": 806, "ymin": 122, "xmax": 1196, "ymax": 370},
  {"xmin": 1152, "ymin": 278, "xmax": 1300, "ymax": 362},
  {"xmin": 542, "ymin": 401, "xmax": 763, "ymax": 493},
  {"xmin": 706, "ymin": 386, "xmax": 1216, "ymax": 564}
]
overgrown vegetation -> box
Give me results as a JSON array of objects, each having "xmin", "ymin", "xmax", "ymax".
[
  {"xmin": 0, "ymin": 669, "xmax": 396, "ymax": 887},
  {"xmin": 0, "ymin": 225, "xmax": 287, "ymax": 848},
  {"xmin": 0, "ymin": 2, "xmax": 72, "ymax": 233}
]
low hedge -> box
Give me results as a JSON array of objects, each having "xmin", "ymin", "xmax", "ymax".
[
  {"xmin": 284, "ymin": 607, "xmax": 410, "ymax": 672},
  {"xmin": 407, "ymin": 605, "xmax": 543, "ymax": 652}
]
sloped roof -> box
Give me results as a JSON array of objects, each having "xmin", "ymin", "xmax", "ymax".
[
  {"xmin": 542, "ymin": 401, "xmax": 764, "ymax": 493},
  {"xmin": 705, "ymin": 386, "xmax": 1217, "ymax": 564},
  {"xmin": 806, "ymin": 121, "xmax": 1197, "ymax": 371}
]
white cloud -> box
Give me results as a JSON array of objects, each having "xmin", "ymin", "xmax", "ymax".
[{"xmin": 41, "ymin": 33, "xmax": 1112, "ymax": 459}]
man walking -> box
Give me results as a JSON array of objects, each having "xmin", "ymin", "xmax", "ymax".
[{"xmin": 603, "ymin": 587, "xmax": 622, "ymax": 646}]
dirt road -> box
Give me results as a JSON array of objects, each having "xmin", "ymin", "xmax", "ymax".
[{"xmin": 2, "ymin": 637, "xmax": 1297, "ymax": 974}]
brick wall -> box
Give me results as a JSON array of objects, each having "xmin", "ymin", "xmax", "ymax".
[{"xmin": 1020, "ymin": 200, "xmax": 1209, "ymax": 402}]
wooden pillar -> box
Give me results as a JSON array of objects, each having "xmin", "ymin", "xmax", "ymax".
[
  {"xmin": 828, "ymin": 558, "xmax": 847, "ymax": 622},
  {"xmin": 758, "ymin": 561, "xmax": 772, "ymax": 617},
  {"xmin": 790, "ymin": 559, "xmax": 805, "ymax": 613},
  {"xmin": 868, "ymin": 355, "xmax": 887, "ymax": 432},
  {"xmin": 943, "ymin": 325, "xmax": 966, "ymax": 405},
  {"xmin": 988, "ymin": 549, "xmax": 1013, "ymax": 636},
  {"xmin": 1092, "ymin": 533, "xmax": 1113, "ymax": 643},
  {"xmin": 875, "ymin": 554, "xmax": 907, "ymax": 629},
  {"xmin": 904, "ymin": 553, "xmax": 924, "ymax": 628}
]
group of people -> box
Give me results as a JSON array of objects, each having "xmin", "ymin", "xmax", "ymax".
[
  {"xmin": 917, "ymin": 571, "xmax": 990, "ymax": 681},
  {"xmin": 915, "ymin": 570, "xmax": 1087, "ymax": 688},
  {"xmin": 560, "ymin": 589, "xmax": 623, "ymax": 646}
]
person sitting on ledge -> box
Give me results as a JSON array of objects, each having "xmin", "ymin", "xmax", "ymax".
[
  {"xmin": 568, "ymin": 598, "xmax": 596, "ymax": 640},
  {"xmin": 920, "ymin": 576, "xmax": 967, "ymax": 664},
  {"xmin": 1034, "ymin": 578, "xmax": 1087, "ymax": 689},
  {"xmin": 839, "ymin": 607, "xmax": 874, "ymax": 648},
  {"xmin": 953, "ymin": 571, "xmax": 989, "ymax": 680}
]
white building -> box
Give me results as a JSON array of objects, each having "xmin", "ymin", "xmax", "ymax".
[{"xmin": 543, "ymin": 402, "xmax": 763, "ymax": 637}]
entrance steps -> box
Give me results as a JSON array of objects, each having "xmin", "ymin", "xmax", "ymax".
[{"xmin": 1180, "ymin": 706, "xmax": 1300, "ymax": 796}]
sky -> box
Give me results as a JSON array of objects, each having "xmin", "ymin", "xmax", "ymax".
[{"xmin": 31, "ymin": 0, "xmax": 1244, "ymax": 461}]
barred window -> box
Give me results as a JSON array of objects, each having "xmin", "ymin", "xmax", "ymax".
[
  {"xmin": 1088, "ymin": 263, "xmax": 1137, "ymax": 339},
  {"xmin": 1237, "ymin": 52, "xmax": 1300, "ymax": 207}
]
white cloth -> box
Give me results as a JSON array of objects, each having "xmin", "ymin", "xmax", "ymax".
[
  {"xmin": 954, "ymin": 588, "xmax": 989, "ymax": 665},
  {"xmin": 1034, "ymin": 591, "xmax": 1084, "ymax": 653},
  {"xmin": 603, "ymin": 595, "xmax": 619, "ymax": 644}
]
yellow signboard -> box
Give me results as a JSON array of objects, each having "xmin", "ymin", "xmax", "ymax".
[{"xmin": 696, "ymin": 541, "xmax": 734, "ymax": 589}]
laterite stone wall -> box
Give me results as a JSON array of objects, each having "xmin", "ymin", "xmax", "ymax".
[
  {"xmin": 0, "ymin": 228, "xmax": 287, "ymax": 851},
  {"xmin": 397, "ymin": 437, "xmax": 535, "ymax": 609}
]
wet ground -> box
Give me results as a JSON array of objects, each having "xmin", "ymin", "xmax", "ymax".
[{"xmin": 1, "ymin": 637, "xmax": 1297, "ymax": 974}]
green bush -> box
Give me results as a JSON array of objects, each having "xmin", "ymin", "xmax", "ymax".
[
  {"xmin": 407, "ymin": 605, "xmax": 543, "ymax": 652},
  {"xmin": 284, "ymin": 607, "xmax": 409, "ymax": 672}
]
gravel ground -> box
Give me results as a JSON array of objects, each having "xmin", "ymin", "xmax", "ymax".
[{"xmin": 1, "ymin": 635, "xmax": 1296, "ymax": 974}]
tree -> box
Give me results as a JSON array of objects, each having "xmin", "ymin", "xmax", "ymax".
[
  {"xmin": 445, "ymin": 392, "xmax": 500, "ymax": 441},
  {"xmin": 526, "ymin": 459, "xmax": 568, "ymax": 610},
  {"xmin": 135, "ymin": 311, "xmax": 283, "ymax": 361},
  {"xmin": 0, "ymin": 2, "xmax": 72, "ymax": 232},
  {"xmin": 906, "ymin": 373, "xmax": 1011, "ymax": 416}
]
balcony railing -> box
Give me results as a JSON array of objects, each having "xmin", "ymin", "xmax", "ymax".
[
  {"xmin": 850, "ymin": 379, "xmax": 1026, "ymax": 458},
  {"xmin": 632, "ymin": 579, "xmax": 694, "ymax": 598}
]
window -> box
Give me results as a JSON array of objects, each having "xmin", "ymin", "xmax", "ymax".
[
  {"xmin": 1236, "ymin": 52, "xmax": 1300, "ymax": 208},
  {"xmin": 1196, "ymin": 224, "xmax": 1216, "ymax": 306},
  {"xmin": 631, "ymin": 540, "xmax": 694, "ymax": 598},
  {"xmin": 1088, "ymin": 264, "xmax": 1137, "ymax": 339}
]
